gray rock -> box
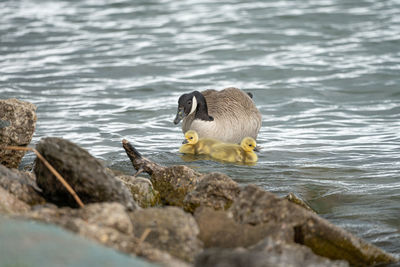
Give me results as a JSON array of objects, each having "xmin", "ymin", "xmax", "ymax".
[
  {"xmin": 251, "ymin": 237, "xmax": 349, "ymax": 267},
  {"xmin": 118, "ymin": 175, "xmax": 161, "ymax": 208},
  {"xmin": 195, "ymin": 238, "xmax": 349, "ymax": 267},
  {"xmin": 150, "ymin": 165, "xmax": 202, "ymax": 207},
  {"xmin": 229, "ymin": 185, "xmax": 397, "ymax": 266},
  {"xmin": 0, "ymin": 164, "xmax": 45, "ymax": 205},
  {"xmin": 130, "ymin": 206, "xmax": 203, "ymax": 262},
  {"xmin": 78, "ymin": 202, "xmax": 134, "ymax": 235},
  {"xmin": 231, "ymin": 184, "xmax": 304, "ymax": 225},
  {"xmin": 184, "ymin": 172, "xmax": 240, "ymax": 213},
  {"xmin": 194, "ymin": 207, "xmax": 293, "ymax": 249},
  {"xmin": 0, "ymin": 186, "xmax": 30, "ymax": 214},
  {"xmin": 27, "ymin": 202, "xmax": 134, "ymax": 236},
  {"xmin": 34, "ymin": 137, "xmax": 138, "ymax": 210},
  {"xmin": 0, "ymin": 98, "xmax": 37, "ymax": 168}
]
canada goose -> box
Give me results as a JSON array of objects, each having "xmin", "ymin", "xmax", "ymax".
[
  {"xmin": 210, "ymin": 137, "xmax": 258, "ymax": 164},
  {"xmin": 179, "ymin": 130, "xmax": 220, "ymax": 155},
  {"xmin": 173, "ymin": 87, "xmax": 262, "ymax": 144}
]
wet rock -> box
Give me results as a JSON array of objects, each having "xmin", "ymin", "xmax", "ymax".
[
  {"xmin": 0, "ymin": 186, "xmax": 30, "ymax": 214},
  {"xmin": 285, "ymin": 192, "xmax": 315, "ymax": 213},
  {"xmin": 183, "ymin": 172, "xmax": 240, "ymax": 213},
  {"xmin": 150, "ymin": 165, "xmax": 202, "ymax": 207},
  {"xmin": 195, "ymin": 206, "xmax": 293, "ymax": 248},
  {"xmin": 26, "ymin": 203, "xmax": 189, "ymax": 267},
  {"xmin": 0, "ymin": 164, "xmax": 45, "ymax": 205},
  {"xmin": 195, "ymin": 237, "xmax": 349, "ymax": 267},
  {"xmin": 118, "ymin": 175, "xmax": 161, "ymax": 208},
  {"xmin": 230, "ymin": 185, "xmax": 397, "ymax": 266},
  {"xmin": 130, "ymin": 206, "xmax": 203, "ymax": 262},
  {"xmin": 34, "ymin": 137, "xmax": 138, "ymax": 210},
  {"xmin": 0, "ymin": 98, "xmax": 37, "ymax": 168}
]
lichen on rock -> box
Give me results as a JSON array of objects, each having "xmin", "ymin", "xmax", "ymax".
[
  {"xmin": 0, "ymin": 98, "xmax": 37, "ymax": 168},
  {"xmin": 150, "ymin": 165, "xmax": 202, "ymax": 207}
]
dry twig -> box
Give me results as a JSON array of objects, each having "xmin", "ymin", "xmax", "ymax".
[{"xmin": 138, "ymin": 228, "xmax": 152, "ymax": 245}]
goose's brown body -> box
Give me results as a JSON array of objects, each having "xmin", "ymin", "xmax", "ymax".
[{"xmin": 181, "ymin": 87, "xmax": 262, "ymax": 144}]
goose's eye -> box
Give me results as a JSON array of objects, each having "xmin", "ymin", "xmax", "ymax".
[
  {"xmin": 249, "ymin": 144, "xmax": 252, "ymax": 147},
  {"xmin": 187, "ymin": 100, "xmax": 192, "ymax": 105},
  {"xmin": 190, "ymin": 137, "xmax": 193, "ymax": 139}
]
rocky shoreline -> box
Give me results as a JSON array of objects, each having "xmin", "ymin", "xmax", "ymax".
[{"xmin": 0, "ymin": 98, "xmax": 398, "ymax": 266}]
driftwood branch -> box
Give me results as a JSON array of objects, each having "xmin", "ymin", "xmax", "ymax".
[
  {"xmin": 5, "ymin": 145, "xmax": 85, "ymax": 208},
  {"xmin": 122, "ymin": 139, "xmax": 164, "ymax": 176}
]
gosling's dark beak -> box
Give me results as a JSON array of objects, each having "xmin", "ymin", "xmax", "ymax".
[
  {"xmin": 174, "ymin": 107, "xmax": 184, "ymax": 125},
  {"xmin": 254, "ymin": 145, "xmax": 261, "ymax": 152},
  {"xmin": 182, "ymin": 139, "xmax": 189, "ymax": 144}
]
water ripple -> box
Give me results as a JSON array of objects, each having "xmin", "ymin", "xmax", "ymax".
[{"xmin": 1, "ymin": 0, "xmax": 400, "ymax": 257}]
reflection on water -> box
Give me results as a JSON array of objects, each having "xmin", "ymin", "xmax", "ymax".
[
  {"xmin": 1, "ymin": 0, "xmax": 399, "ymax": 257},
  {"xmin": 180, "ymin": 153, "xmax": 257, "ymax": 166},
  {"xmin": 180, "ymin": 154, "xmax": 208, "ymax": 163}
]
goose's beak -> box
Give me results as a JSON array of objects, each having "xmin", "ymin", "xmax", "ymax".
[
  {"xmin": 174, "ymin": 107, "xmax": 184, "ymax": 124},
  {"xmin": 182, "ymin": 139, "xmax": 189, "ymax": 144},
  {"xmin": 254, "ymin": 145, "xmax": 261, "ymax": 152}
]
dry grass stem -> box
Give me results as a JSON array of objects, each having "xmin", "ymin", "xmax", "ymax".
[{"xmin": 138, "ymin": 228, "xmax": 152, "ymax": 245}]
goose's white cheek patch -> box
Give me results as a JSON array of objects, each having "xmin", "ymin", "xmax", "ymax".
[{"xmin": 189, "ymin": 96, "xmax": 197, "ymax": 115}]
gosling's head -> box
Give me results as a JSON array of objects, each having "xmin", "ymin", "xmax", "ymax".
[
  {"xmin": 183, "ymin": 130, "xmax": 199, "ymax": 145},
  {"xmin": 241, "ymin": 137, "xmax": 257, "ymax": 152}
]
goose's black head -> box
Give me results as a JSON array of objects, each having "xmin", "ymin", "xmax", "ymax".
[{"xmin": 173, "ymin": 91, "xmax": 213, "ymax": 124}]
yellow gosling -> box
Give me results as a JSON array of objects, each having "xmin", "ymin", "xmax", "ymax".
[
  {"xmin": 210, "ymin": 137, "xmax": 258, "ymax": 164},
  {"xmin": 179, "ymin": 130, "xmax": 220, "ymax": 155},
  {"xmin": 179, "ymin": 130, "xmax": 198, "ymax": 154}
]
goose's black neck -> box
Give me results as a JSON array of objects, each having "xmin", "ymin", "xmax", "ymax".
[{"xmin": 192, "ymin": 91, "xmax": 214, "ymax": 122}]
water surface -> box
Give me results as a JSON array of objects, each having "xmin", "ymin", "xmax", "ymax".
[{"xmin": 1, "ymin": 0, "xmax": 399, "ymax": 258}]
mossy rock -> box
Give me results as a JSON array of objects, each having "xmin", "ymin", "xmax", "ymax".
[
  {"xmin": 118, "ymin": 175, "xmax": 161, "ymax": 208},
  {"xmin": 150, "ymin": 165, "xmax": 202, "ymax": 207}
]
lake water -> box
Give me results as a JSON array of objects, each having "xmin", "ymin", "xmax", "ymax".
[{"xmin": 1, "ymin": 0, "xmax": 399, "ymax": 259}]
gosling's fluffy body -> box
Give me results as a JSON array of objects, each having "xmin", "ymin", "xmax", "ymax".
[
  {"xmin": 179, "ymin": 130, "xmax": 220, "ymax": 155},
  {"xmin": 175, "ymin": 87, "xmax": 262, "ymax": 144},
  {"xmin": 210, "ymin": 137, "xmax": 258, "ymax": 164},
  {"xmin": 179, "ymin": 142, "xmax": 195, "ymax": 154}
]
